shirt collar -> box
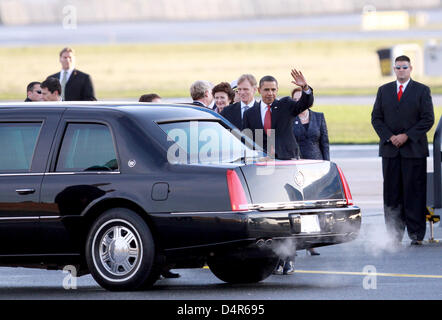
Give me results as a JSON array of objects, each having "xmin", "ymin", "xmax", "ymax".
[
  {"xmin": 241, "ymin": 100, "xmax": 255, "ymax": 109},
  {"xmin": 61, "ymin": 68, "xmax": 74, "ymax": 77},
  {"xmin": 397, "ymin": 78, "xmax": 411, "ymax": 91},
  {"xmin": 260, "ymin": 100, "xmax": 273, "ymax": 111}
]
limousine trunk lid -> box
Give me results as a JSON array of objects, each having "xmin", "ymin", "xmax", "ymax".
[{"xmin": 239, "ymin": 160, "xmax": 348, "ymax": 210}]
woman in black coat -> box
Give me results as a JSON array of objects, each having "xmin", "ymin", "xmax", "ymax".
[{"xmin": 292, "ymin": 89, "xmax": 330, "ymax": 162}]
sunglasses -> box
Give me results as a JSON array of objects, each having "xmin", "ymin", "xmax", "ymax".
[
  {"xmin": 35, "ymin": 90, "xmax": 42, "ymax": 94},
  {"xmin": 394, "ymin": 65, "xmax": 409, "ymax": 70}
]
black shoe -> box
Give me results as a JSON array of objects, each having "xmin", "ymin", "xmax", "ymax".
[
  {"xmin": 307, "ymin": 249, "xmax": 320, "ymax": 256},
  {"xmin": 162, "ymin": 270, "xmax": 181, "ymax": 278},
  {"xmin": 283, "ymin": 261, "xmax": 295, "ymax": 275},
  {"xmin": 410, "ymin": 240, "xmax": 423, "ymax": 246}
]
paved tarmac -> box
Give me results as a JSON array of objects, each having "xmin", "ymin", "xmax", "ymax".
[{"xmin": 1, "ymin": 8, "xmax": 441, "ymax": 46}]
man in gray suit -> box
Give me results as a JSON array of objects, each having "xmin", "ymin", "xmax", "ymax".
[{"xmin": 371, "ymin": 55, "xmax": 434, "ymax": 246}]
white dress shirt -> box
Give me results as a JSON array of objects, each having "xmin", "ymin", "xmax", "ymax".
[
  {"xmin": 397, "ymin": 78, "xmax": 411, "ymax": 93},
  {"xmin": 260, "ymin": 88, "xmax": 312, "ymax": 126},
  {"xmin": 59, "ymin": 68, "xmax": 74, "ymax": 83},
  {"xmin": 241, "ymin": 100, "xmax": 255, "ymax": 118}
]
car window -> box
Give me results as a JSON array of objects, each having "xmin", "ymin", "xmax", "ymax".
[
  {"xmin": 158, "ymin": 121, "xmax": 262, "ymax": 164},
  {"xmin": 56, "ymin": 123, "xmax": 118, "ymax": 172},
  {"xmin": 0, "ymin": 122, "xmax": 42, "ymax": 172}
]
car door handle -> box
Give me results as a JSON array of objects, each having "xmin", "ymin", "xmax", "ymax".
[{"xmin": 16, "ymin": 188, "xmax": 36, "ymax": 195}]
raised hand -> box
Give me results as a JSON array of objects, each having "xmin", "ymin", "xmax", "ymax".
[{"xmin": 291, "ymin": 68, "xmax": 308, "ymax": 90}]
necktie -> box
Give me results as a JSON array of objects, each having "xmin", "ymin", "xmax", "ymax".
[
  {"xmin": 61, "ymin": 71, "xmax": 68, "ymax": 101},
  {"xmin": 397, "ymin": 84, "xmax": 403, "ymax": 101},
  {"xmin": 264, "ymin": 105, "xmax": 272, "ymax": 135},
  {"xmin": 241, "ymin": 105, "xmax": 249, "ymax": 118}
]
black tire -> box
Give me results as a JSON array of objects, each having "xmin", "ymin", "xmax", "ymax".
[
  {"xmin": 85, "ymin": 208, "xmax": 159, "ymax": 291},
  {"xmin": 208, "ymin": 256, "xmax": 279, "ymax": 284}
]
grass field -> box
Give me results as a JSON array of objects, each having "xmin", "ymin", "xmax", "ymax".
[
  {"xmin": 1, "ymin": 39, "xmax": 442, "ymax": 100},
  {"xmin": 314, "ymin": 105, "xmax": 442, "ymax": 144},
  {"xmin": 1, "ymin": 39, "xmax": 441, "ymax": 144}
]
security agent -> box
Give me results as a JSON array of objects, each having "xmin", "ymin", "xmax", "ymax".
[{"xmin": 25, "ymin": 81, "xmax": 43, "ymax": 102}]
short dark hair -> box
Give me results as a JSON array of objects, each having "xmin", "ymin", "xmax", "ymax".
[
  {"xmin": 259, "ymin": 75, "xmax": 278, "ymax": 88},
  {"xmin": 139, "ymin": 93, "xmax": 161, "ymax": 102},
  {"xmin": 26, "ymin": 81, "xmax": 40, "ymax": 93},
  {"xmin": 212, "ymin": 82, "xmax": 235, "ymax": 104},
  {"xmin": 291, "ymin": 86, "xmax": 303, "ymax": 98},
  {"xmin": 395, "ymin": 55, "xmax": 411, "ymax": 63},
  {"xmin": 41, "ymin": 77, "xmax": 62, "ymax": 95}
]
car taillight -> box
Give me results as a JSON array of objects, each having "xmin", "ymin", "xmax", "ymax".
[
  {"xmin": 226, "ymin": 170, "xmax": 249, "ymax": 212},
  {"xmin": 336, "ymin": 165, "xmax": 354, "ymax": 206}
]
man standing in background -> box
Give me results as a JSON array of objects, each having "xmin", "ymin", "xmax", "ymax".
[
  {"xmin": 221, "ymin": 74, "xmax": 259, "ymax": 130},
  {"xmin": 371, "ymin": 55, "xmax": 434, "ymax": 246},
  {"xmin": 48, "ymin": 47, "xmax": 96, "ymax": 101},
  {"xmin": 189, "ymin": 80, "xmax": 213, "ymax": 108}
]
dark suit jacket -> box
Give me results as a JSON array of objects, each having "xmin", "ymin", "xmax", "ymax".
[
  {"xmin": 190, "ymin": 101, "xmax": 208, "ymax": 108},
  {"xmin": 293, "ymin": 110, "xmax": 329, "ymax": 160},
  {"xmin": 48, "ymin": 69, "xmax": 96, "ymax": 101},
  {"xmin": 220, "ymin": 101, "xmax": 260, "ymax": 130},
  {"xmin": 371, "ymin": 79, "xmax": 434, "ymax": 158},
  {"xmin": 243, "ymin": 89, "xmax": 314, "ymax": 160}
]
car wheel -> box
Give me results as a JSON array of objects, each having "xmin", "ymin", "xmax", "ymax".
[
  {"xmin": 85, "ymin": 208, "xmax": 159, "ymax": 291},
  {"xmin": 208, "ymin": 256, "xmax": 279, "ymax": 284}
]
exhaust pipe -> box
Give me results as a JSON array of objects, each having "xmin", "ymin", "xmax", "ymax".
[
  {"xmin": 256, "ymin": 238, "xmax": 274, "ymax": 247},
  {"xmin": 256, "ymin": 239, "xmax": 265, "ymax": 247}
]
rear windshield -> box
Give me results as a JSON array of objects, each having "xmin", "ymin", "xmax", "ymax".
[{"xmin": 158, "ymin": 121, "xmax": 264, "ymax": 165}]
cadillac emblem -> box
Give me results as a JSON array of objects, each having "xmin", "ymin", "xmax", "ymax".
[{"xmin": 294, "ymin": 171, "xmax": 304, "ymax": 187}]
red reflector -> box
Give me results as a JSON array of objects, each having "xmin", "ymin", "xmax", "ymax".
[
  {"xmin": 337, "ymin": 165, "xmax": 353, "ymax": 206},
  {"xmin": 226, "ymin": 170, "xmax": 249, "ymax": 212}
]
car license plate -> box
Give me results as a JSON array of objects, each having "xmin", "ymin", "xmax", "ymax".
[{"xmin": 301, "ymin": 215, "xmax": 320, "ymax": 233}]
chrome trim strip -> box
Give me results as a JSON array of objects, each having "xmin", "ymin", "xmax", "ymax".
[
  {"xmin": 0, "ymin": 171, "xmax": 120, "ymax": 177},
  {"xmin": 169, "ymin": 200, "xmax": 348, "ymax": 215},
  {"xmin": 0, "ymin": 173, "xmax": 44, "ymax": 177},
  {"xmin": 45, "ymin": 171, "xmax": 121, "ymax": 175},
  {"xmin": 40, "ymin": 216, "xmax": 62, "ymax": 220},
  {"xmin": 0, "ymin": 216, "xmax": 61, "ymax": 221},
  {"xmin": 0, "ymin": 216, "xmax": 39, "ymax": 221},
  {"xmin": 248, "ymin": 199, "xmax": 347, "ymax": 211},
  {"xmin": 170, "ymin": 212, "xmax": 230, "ymax": 215}
]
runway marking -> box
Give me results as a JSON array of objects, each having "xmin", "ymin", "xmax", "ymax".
[
  {"xmin": 202, "ymin": 266, "xmax": 442, "ymax": 279},
  {"xmin": 295, "ymin": 270, "xmax": 442, "ymax": 279}
]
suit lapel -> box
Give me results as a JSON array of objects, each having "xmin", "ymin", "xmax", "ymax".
[
  {"xmin": 235, "ymin": 103, "xmax": 242, "ymax": 123},
  {"xmin": 270, "ymin": 99, "xmax": 279, "ymax": 128},
  {"xmin": 388, "ymin": 81, "xmax": 400, "ymax": 107},
  {"xmin": 254, "ymin": 104, "xmax": 263, "ymax": 129},
  {"xmin": 66, "ymin": 69, "xmax": 77, "ymax": 87},
  {"xmin": 307, "ymin": 110, "xmax": 314, "ymax": 133}
]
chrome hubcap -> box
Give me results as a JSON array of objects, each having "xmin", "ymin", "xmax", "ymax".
[{"xmin": 99, "ymin": 226, "xmax": 140, "ymax": 276}]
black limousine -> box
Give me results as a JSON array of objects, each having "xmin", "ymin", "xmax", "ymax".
[{"xmin": 0, "ymin": 102, "xmax": 361, "ymax": 291}]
